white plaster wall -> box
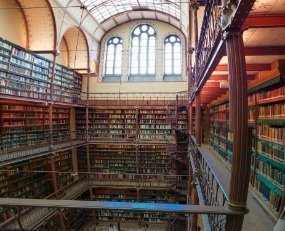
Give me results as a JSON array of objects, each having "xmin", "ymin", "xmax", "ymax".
[{"xmin": 82, "ymin": 76, "xmax": 187, "ymax": 95}]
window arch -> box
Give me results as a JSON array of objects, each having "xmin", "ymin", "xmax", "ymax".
[
  {"xmin": 130, "ymin": 24, "xmax": 156, "ymax": 80},
  {"xmin": 164, "ymin": 35, "xmax": 182, "ymax": 80},
  {"xmin": 104, "ymin": 37, "xmax": 122, "ymax": 78}
]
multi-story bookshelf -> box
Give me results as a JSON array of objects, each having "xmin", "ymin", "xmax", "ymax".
[
  {"xmin": 0, "ymin": 156, "xmax": 53, "ymax": 223},
  {"xmin": 76, "ymin": 108, "xmax": 137, "ymax": 139},
  {"xmin": 209, "ymin": 96, "xmax": 233, "ymax": 164},
  {"xmin": 0, "ymin": 100, "xmax": 73, "ymax": 151},
  {"xmin": 53, "ymin": 150, "xmax": 74, "ymax": 188},
  {"xmin": 53, "ymin": 64, "xmax": 82, "ymax": 103},
  {"xmin": 76, "ymin": 104, "xmax": 188, "ymax": 225},
  {"xmin": 52, "ymin": 107, "xmax": 71, "ymax": 140},
  {"xmin": 77, "ymin": 143, "xmax": 172, "ymax": 175},
  {"xmin": 208, "ymin": 59, "xmax": 285, "ymax": 218},
  {"xmin": 0, "ymin": 37, "xmax": 82, "ymax": 103},
  {"xmin": 76, "ymin": 106, "xmax": 188, "ymax": 141},
  {"xmin": 0, "ymin": 100, "xmax": 49, "ymax": 151}
]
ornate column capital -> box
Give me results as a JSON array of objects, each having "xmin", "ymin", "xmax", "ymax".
[{"xmin": 189, "ymin": 0, "xmax": 199, "ymax": 12}]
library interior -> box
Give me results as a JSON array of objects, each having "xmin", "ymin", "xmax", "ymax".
[{"xmin": 0, "ymin": 0, "xmax": 284, "ymax": 230}]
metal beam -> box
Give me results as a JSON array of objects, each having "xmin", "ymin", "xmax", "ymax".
[
  {"xmin": 0, "ymin": 198, "xmax": 245, "ymax": 215},
  {"xmin": 243, "ymin": 14, "xmax": 285, "ymax": 29},
  {"xmin": 245, "ymin": 46, "xmax": 285, "ymax": 56},
  {"xmin": 215, "ymin": 64, "xmax": 271, "ymax": 72},
  {"xmin": 209, "ymin": 75, "xmax": 254, "ymax": 81}
]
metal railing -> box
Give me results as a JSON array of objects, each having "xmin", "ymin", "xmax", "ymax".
[
  {"xmin": 189, "ymin": 139, "xmax": 233, "ymax": 231},
  {"xmin": 79, "ymin": 91, "xmax": 189, "ymax": 106},
  {"xmin": 1, "ymin": 88, "xmax": 189, "ymax": 106},
  {"xmin": 87, "ymin": 172, "xmax": 183, "ymax": 189},
  {"xmin": 0, "ymin": 179, "xmax": 90, "ymax": 230},
  {"xmin": 194, "ymin": 0, "xmax": 223, "ymax": 87},
  {"xmin": 0, "ymin": 131, "xmax": 87, "ymax": 164}
]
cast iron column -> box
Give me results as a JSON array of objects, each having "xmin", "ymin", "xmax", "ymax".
[{"xmin": 225, "ymin": 31, "xmax": 250, "ymax": 231}]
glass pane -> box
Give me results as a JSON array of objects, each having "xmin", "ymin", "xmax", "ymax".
[
  {"xmin": 131, "ymin": 37, "xmax": 139, "ymax": 74},
  {"xmin": 133, "ymin": 27, "xmax": 141, "ymax": 36},
  {"xmin": 114, "ymin": 67, "xmax": 121, "ymax": 75},
  {"xmin": 173, "ymin": 43, "xmax": 181, "ymax": 56},
  {"xmin": 173, "ymin": 43, "xmax": 181, "ymax": 74},
  {"xmin": 107, "ymin": 44, "xmax": 115, "ymax": 61},
  {"xmin": 148, "ymin": 26, "xmax": 155, "ymax": 35},
  {"xmin": 114, "ymin": 44, "xmax": 122, "ymax": 75},
  {"xmin": 140, "ymin": 49, "xmax": 147, "ymax": 74},
  {"xmin": 165, "ymin": 62, "xmax": 172, "ymax": 75},
  {"xmin": 106, "ymin": 67, "xmax": 113, "ymax": 75},
  {"xmin": 141, "ymin": 33, "xmax": 147, "ymax": 48},
  {"xmin": 80, "ymin": 0, "xmax": 181, "ymax": 23},
  {"xmin": 132, "ymin": 37, "xmax": 139, "ymax": 47}
]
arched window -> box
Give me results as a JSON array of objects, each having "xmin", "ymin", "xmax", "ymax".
[
  {"xmin": 164, "ymin": 35, "xmax": 182, "ymax": 80},
  {"xmin": 104, "ymin": 37, "xmax": 122, "ymax": 81},
  {"xmin": 130, "ymin": 24, "xmax": 156, "ymax": 81}
]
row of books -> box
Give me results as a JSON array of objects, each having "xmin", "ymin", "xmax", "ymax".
[
  {"xmin": 257, "ymin": 141, "xmax": 284, "ymax": 162},
  {"xmin": 259, "ymin": 103, "xmax": 285, "ymax": 118},
  {"xmin": 256, "ymin": 159, "xmax": 285, "ymax": 185},
  {"xmin": 253, "ymin": 177, "xmax": 283, "ymax": 212},
  {"xmin": 258, "ymin": 125, "xmax": 285, "ymax": 144},
  {"xmin": 210, "ymin": 103, "xmax": 228, "ymax": 113},
  {"xmin": 256, "ymin": 86, "xmax": 285, "ymax": 101},
  {"xmin": 0, "ymin": 38, "xmax": 82, "ymax": 103},
  {"xmin": 211, "ymin": 112, "xmax": 227, "ymax": 121}
]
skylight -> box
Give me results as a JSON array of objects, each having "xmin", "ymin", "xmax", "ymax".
[{"xmin": 80, "ymin": 0, "xmax": 180, "ymax": 23}]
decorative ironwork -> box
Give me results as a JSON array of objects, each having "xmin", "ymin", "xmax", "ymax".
[
  {"xmin": 189, "ymin": 139, "xmax": 229, "ymax": 231},
  {"xmin": 195, "ymin": 0, "xmax": 223, "ymax": 86}
]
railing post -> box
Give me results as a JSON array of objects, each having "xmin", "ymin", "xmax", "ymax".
[{"xmin": 225, "ymin": 30, "xmax": 250, "ymax": 231}]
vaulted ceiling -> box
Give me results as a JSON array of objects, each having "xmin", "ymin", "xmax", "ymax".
[{"xmin": 78, "ymin": 0, "xmax": 190, "ymax": 35}]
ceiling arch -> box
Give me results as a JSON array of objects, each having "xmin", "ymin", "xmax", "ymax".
[
  {"xmin": 17, "ymin": 0, "xmax": 56, "ymax": 50},
  {"xmin": 60, "ymin": 26, "xmax": 90, "ymax": 69}
]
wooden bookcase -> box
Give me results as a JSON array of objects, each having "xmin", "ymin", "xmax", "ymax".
[
  {"xmin": 208, "ymin": 59, "xmax": 285, "ymax": 218},
  {"xmin": 76, "ymin": 106, "xmax": 188, "ymax": 141},
  {"xmin": 53, "ymin": 150, "xmax": 74, "ymax": 189},
  {"xmin": 0, "ymin": 37, "xmax": 82, "ymax": 103},
  {"xmin": 77, "ymin": 143, "xmax": 172, "ymax": 175},
  {"xmin": 0, "ymin": 100, "xmax": 73, "ymax": 151},
  {"xmin": 0, "ymin": 156, "xmax": 53, "ymax": 223},
  {"xmin": 0, "ymin": 100, "xmax": 49, "ymax": 151}
]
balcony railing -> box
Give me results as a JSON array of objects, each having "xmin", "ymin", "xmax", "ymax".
[
  {"xmin": 0, "ymin": 179, "xmax": 90, "ymax": 230},
  {"xmin": 188, "ymin": 138, "xmax": 243, "ymax": 231},
  {"xmin": 79, "ymin": 91, "xmax": 189, "ymax": 106},
  {"xmin": 0, "ymin": 131, "xmax": 87, "ymax": 164},
  {"xmin": 194, "ymin": 0, "xmax": 223, "ymax": 90}
]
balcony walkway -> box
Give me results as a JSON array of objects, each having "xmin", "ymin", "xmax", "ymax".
[{"xmin": 197, "ymin": 144, "xmax": 275, "ymax": 231}]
